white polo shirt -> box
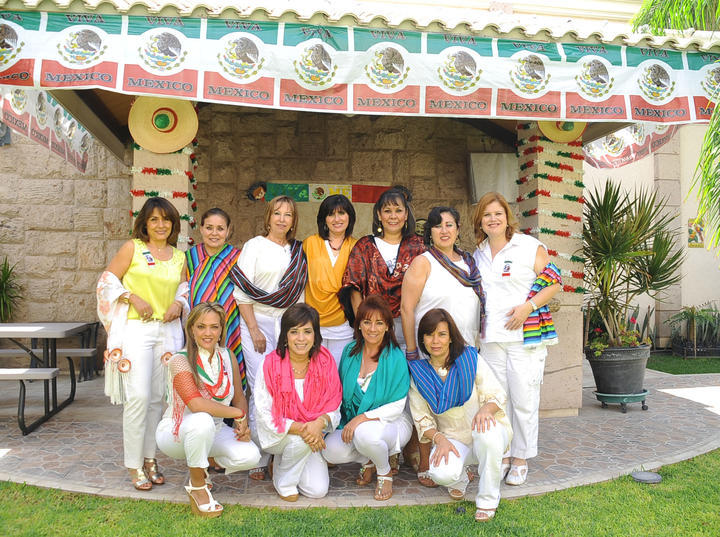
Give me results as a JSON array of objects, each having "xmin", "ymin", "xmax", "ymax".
[{"xmin": 473, "ymin": 233, "xmax": 544, "ymax": 343}]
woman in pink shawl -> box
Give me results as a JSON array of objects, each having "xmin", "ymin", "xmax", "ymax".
[{"xmin": 253, "ymin": 303, "xmax": 342, "ymax": 501}]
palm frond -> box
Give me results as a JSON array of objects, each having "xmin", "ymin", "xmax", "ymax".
[{"xmin": 633, "ymin": 0, "xmax": 720, "ymax": 33}]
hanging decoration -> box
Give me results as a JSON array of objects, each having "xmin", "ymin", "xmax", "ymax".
[
  {"xmin": 128, "ymin": 96, "xmax": 198, "ymax": 153},
  {"xmin": 584, "ymin": 123, "xmax": 679, "ymax": 168}
]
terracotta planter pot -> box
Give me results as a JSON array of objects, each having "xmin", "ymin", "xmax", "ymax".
[{"xmin": 584, "ymin": 345, "xmax": 650, "ymax": 395}]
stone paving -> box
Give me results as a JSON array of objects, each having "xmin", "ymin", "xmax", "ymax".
[{"xmin": 1, "ymin": 364, "xmax": 719, "ymax": 509}]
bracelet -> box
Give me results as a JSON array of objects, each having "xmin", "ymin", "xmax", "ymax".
[
  {"xmin": 431, "ymin": 431, "xmax": 444, "ymax": 445},
  {"xmin": 234, "ymin": 409, "xmax": 247, "ymax": 425},
  {"xmin": 529, "ymin": 298, "xmax": 539, "ymax": 311},
  {"xmin": 406, "ymin": 349, "xmax": 419, "ymax": 361}
]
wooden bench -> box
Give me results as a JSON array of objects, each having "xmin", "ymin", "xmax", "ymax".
[{"xmin": 0, "ymin": 359, "xmax": 76, "ymax": 435}]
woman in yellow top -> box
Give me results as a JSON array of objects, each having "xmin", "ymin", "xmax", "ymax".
[
  {"xmin": 303, "ymin": 194, "xmax": 358, "ymax": 365},
  {"xmin": 97, "ymin": 197, "xmax": 188, "ymax": 491}
]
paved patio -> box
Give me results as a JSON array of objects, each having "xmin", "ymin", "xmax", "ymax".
[{"xmin": 1, "ymin": 363, "xmax": 719, "ymax": 508}]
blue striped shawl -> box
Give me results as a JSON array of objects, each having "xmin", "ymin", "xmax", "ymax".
[{"xmin": 408, "ymin": 346, "xmax": 478, "ymax": 414}]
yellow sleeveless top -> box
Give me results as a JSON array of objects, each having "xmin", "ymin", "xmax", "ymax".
[{"xmin": 123, "ymin": 239, "xmax": 184, "ymax": 321}]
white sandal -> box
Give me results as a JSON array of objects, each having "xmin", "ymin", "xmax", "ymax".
[
  {"xmin": 374, "ymin": 475, "xmax": 393, "ymax": 501},
  {"xmin": 500, "ymin": 461, "xmax": 511, "ymax": 480},
  {"xmin": 475, "ymin": 508, "xmax": 496, "ymax": 522},
  {"xmin": 203, "ymin": 467, "xmax": 213, "ymax": 490},
  {"xmin": 185, "ymin": 481, "xmax": 223, "ymax": 517},
  {"xmin": 505, "ymin": 463, "xmax": 528, "ymax": 486}
]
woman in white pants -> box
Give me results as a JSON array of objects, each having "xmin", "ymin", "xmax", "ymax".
[
  {"xmin": 230, "ymin": 195, "xmax": 307, "ymax": 480},
  {"xmin": 156, "ymin": 303, "xmax": 260, "ymax": 517},
  {"xmin": 254, "ymin": 304, "xmax": 342, "ymax": 501},
  {"xmin": 408, "ymin": 308, "xmax": 512, "ymax": 523},
  {"xmin": 472, "ymin": 192, "xmax": 561, "ymax": 486},
  {"xmin": 323, "ymin": 295, "xmax": 412, "ymax": 501}
]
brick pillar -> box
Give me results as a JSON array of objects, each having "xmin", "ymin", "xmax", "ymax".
[
  {"xmin": 131, "ymin": 148, "xmax": 194, "ymax": 251},
  {"xmin": 516, "ymin": 123, "xmax": 585, "ymax": 417},
  {"xmin": 652, "ymin": 135, "xmax": 682, "ymax": 346}
]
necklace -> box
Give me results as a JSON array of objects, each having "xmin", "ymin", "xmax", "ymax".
[
  {"xmin": 291, "ymin": 360, "xmax": 309, "ymax": 376},
  {"xmin": 328, "ymin": 237, "xmax": 344, "ymax": 251},
  {"xmin": 430, "ymin": 360, "xmax": 448, "ymax": 377}
]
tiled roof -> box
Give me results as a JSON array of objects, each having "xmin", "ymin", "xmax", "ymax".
[{"xmin": 1, "ymin": 0, "xmax": 719, "ymax": 51}]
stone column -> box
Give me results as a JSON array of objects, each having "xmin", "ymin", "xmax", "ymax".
[
  {"xmin": 131, "ymin": 148, "xmax": 194, "ymax": 251},
  {"xmin": 515, "ymin": 122, "xmax": 585, "ymax": 417},
  {"xmin": 652, "ymin": 135, "xmax": 682, "ymax": 346}
]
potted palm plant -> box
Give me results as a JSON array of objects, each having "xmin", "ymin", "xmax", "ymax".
[
  {"xmin": 0, "ymin": 256, "xmax": 23, "ymax": 322},
  {"xmin": 583, "ymin": 179, "xmax": 684, "ymax": 399}
]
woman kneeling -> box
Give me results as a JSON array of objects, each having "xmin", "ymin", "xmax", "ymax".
[
  {"xmin": 408, "ymin": 308, "xmax": 513, "ymax": 522},
  {"xmin": 254, "ymin": 303, "xmax": 342, "ymax": 501},
  {"xmin": 156, "ymin": 302, "xmax": 261, "ymax": 517},
  {"xmin": 323, "ymin": 295, "xmax": 412, "ymax": 501}
]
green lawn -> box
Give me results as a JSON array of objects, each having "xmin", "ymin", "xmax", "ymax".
[
  {"xmin": 647, "ymin": 353, "xmax": 720, "ymax": 375},
  {"xmin": 2, "ymin": 449, "xmax": 720, "ymax": 537}
]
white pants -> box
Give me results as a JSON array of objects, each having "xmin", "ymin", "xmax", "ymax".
[
  {"xmin": 241, "ymin": 312, "xmax": 280, "ymax": 468},
  {"xmin": 122, "ymin": 320, "xmax": 175, "ymax": 469},
  {"xmin": 320, "ymin": 323, "xmax": 353, "ymax": 367},
  {"xmin": 428, "ymin": 426, "xmax": 509, "ymax": 509},
  {"xmin": 264, "ymin": 434, "xmax": 329, "ymax": 498},
  {"xmin": 156, "ymin": 412, "xmax": 261, "ymax": 473},
  {"xmin": 481, "ymin": 341, "xmax": 546, "ymax": 460},
  {"xmin": 323, "ymin": 414, "xmax": 413, "ymax": 475}
]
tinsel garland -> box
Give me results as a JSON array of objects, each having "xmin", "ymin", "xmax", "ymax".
[
  {"xmin": 129, "ymin": 189, "xmax": 197, "ymax": 211},
  {"xmin": 516, "ymin": 173, "xmax": 584, "ymax": 188},
  {"xmin": 523, "ymin": 146, "xmax": 544, "ymax": 156},
  {"xmin": 517, "ymin": 190, "xmax": 585, "ymax": 204},
  {"xmin": 560, "ymin": 268, "xmax": 585, "ymax": 280},
  {"xmin": 519, "ymin": 159, "xmax": 535, "ymax": 171},
  {"xmin": 563, "ymin": 284, "xmax": 586, "ymax": 293},
  {"xmin": 546, "ymin": 249, "xmax": 584, "ymax": 264},
  {"xmin": 521, "ymin": 208, "xmax": 582, "ymax": 222},
  {"xmin": 556, "ymin": 150, "xmax": 585, "ymax": 161},
  {"xmin": 521, "ymin": 227, "xmax": 582, "ymax": 240},
  {"xmin": 131, "ymin": 166, "xmax": 198, "ymax": 189},
  {"xmin": 544, "ymin": 160, "xmax": 574, "ymax": 172},
  {"xmin": 516, "ymin": 123, "xmax": 532, "ymax": 130},
  {"xmin": 132, "ymin": 139, "xmax": 199, "ymax": 154}
]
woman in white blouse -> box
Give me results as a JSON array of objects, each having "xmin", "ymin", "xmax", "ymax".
[
  {"xmin": 323, "ymin": 295, "xmax": 412, "ymax": 501},
  {"xmin": 230, "ymin": 195, "xmax": 307, "ymax": 480},
  {"xmin": 408, "ymin": 308, "xmax": 512, "ymax": 522},
  {"xmin": 254, "ymin": 303, "xmax": 342, "ymax": 501}
]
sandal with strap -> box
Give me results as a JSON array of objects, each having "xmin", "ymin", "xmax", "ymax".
[
  {"xmin": 374, "ymin": 475, "xmax": 393, "ymax": 501},
  {"xmin": 475, "ymin": 508, "xmax": 496, "ymax": 522},
  {"xmin": 203, "ymin": 468, "xmax": 213, "ymax": 491},
  {"xmin": 143, "ymin": 458, "xmax": 165, "ymax": 485},
  {"xmin": 505, "ymin": 463, "xmax": 528, "ymax": 486},
  {"xmin": 129, "ymin": 468, "xmax": 152, "ymax": 491},
  {"xmin": 501, "ymin": 461, "xmax": 511, "ymax": 480},
  {"xmin": 207, "ymin": 457, "xmax": 225, "ymax": 474},
  {"xmin": 249, "ymin": 467, "xmax": 266, "ymax": 481},
  {"xmin": 449, "ymin": 487, "xmax": 466, "ymax": 501},
  {"xmin": 279, "ymin": 493, "xmax": 299, "ymax": 502},
  {"xmin": 357, "ymin": 462, "xmax": 375, "ymax": 486},
  {"xmin": 185, "ymin": 481, "xmax": 223, "ymax": 518},
  {"xmin": 417, "ymin": 470, "xmax": 438, "ymax": 488}
]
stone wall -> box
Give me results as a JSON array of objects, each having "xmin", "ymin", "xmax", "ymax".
[{"xmin": 0, "ymin": 133, "xmax": 130, "ymax": 339}]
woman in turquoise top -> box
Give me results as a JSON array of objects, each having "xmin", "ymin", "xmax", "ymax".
[
  {"xmin": 103, "ymin": 197, "xmax": 187, "ymax": 491},
  {"xmin": 322, "ymin": 295, "xmax": 412, "ymax": 501}
]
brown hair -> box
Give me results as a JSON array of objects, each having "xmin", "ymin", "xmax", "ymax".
[
  {"xmin": 471, "ymin": 191, "xmax": 518, "ymax": 244},
  {"xmin": 350, "ymin": 295, "xmax": 399, "ymax": 360},
  {"xmin": 132, "ymin": 197, "xmax": 181, "ymax": 246},
  {"xmin": 417, "ymin": 308, "xmax": 466, "ymax": 369},
  {"xmin": 276, "ymin": 303, "xmax": 323, "ymax": 359},
  {"xmin": 184, "ymin": 302, "xmax": 228, "ymax": 387},
  {"xmin": 263, "ymin": 195, "xmax": 298, "ymax": 241}
]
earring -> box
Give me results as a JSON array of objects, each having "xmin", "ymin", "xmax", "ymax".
[
  {"xmin": 377, "ymin": 225, "xmax": 383, "ymax": 234},
  {"xmin": 323, "ymin": 223, "xmax": 329, "ymax": 233}
]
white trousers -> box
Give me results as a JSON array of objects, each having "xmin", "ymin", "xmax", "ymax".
[
  {"xmin": 264, "ymin": 434, "xmax": 330, "ymax": 498},
  {"xmin": 241, "ymin": 312, "xmax": 280, "ymax": 468},
  {"xmin": 121, "ymin": 320, "xmax": 173, "ymax": 469},
  {"xmin": 320, "ymin": 323, "xmax": 353, "ymax": 367},
  {"xmin": 481, "ymin": 341, "xmax": 546, "ymax": 460},
  {"xmin": 323, "ymin": 414, "xmax": 413, "ymax": 475},
  {"xmin": 427, "ymin": 426, "xmax": 509, "ymax": 509},
  {"xmin": 156, "ymin": 412, "xmax": 261, "ymax": 473}
]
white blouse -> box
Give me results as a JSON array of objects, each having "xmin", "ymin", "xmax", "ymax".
[
  {"xmin": 254, "ymin": 356, "xmax": 341, "ymax": 450},
  {"xmin": 233, "ymin": 235, "xmax": 304, "ymax": 319}
]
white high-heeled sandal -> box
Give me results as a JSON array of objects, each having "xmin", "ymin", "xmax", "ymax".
[
  {"xmin": 185, "ymin": 481, "xmax": 223, "ymax": 517},
  {"xmin": 505, "ymin": 463, "xmax": 528, "ymax": 486}
]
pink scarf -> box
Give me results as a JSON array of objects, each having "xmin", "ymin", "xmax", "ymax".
[{"xmin": 263, "ymin": 346, "xmax": 342, "ymax": 433}]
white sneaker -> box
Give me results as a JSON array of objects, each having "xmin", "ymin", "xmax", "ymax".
[{"xmin": 505, "ymin": 463, "xmax": 528, "ymax": 485}]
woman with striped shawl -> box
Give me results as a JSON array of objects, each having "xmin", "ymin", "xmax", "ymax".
[
  {"xmin": 471, "ymin": 192, "xmax": 561, "ymax": 487},
  {"xmin": 229, "ymin": 195, "xmax": 308, "ymax": 481},
  {"xmin": 186, "ymin": 208, "xmax": 245, "ymax": 385}
]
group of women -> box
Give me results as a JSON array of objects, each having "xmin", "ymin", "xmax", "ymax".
[{"xmin": 96, "ymin": 188, "xmax": 561, "ymax": 522}]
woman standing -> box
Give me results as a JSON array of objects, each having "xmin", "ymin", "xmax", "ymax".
[
  {"xmin": 341, "ymin": 188, "xmax": 424, "ymax": 347},
  {"xmin": 229, "ymin": 195, "xmax": 307, "ymax": 480},
  {"xmin": 323, "ymin": 296, "xmax": 412, "ymax": 501},
  {"xmin": 254, "ymin": 304, "xmax": 342, "ymax": 501},
  {"xmin": 156, "ymin": 303, "xmax": 260, "ymax": 517},
  {"xmin": 408, "ymin": 308, "xmax": 512, "ymax": 522},
  {"xmin": 97, "ymin": 197, "xmax": 187, "ymax": 490},
  {"xmin": 186, "ymin": 208, "xmax": 244, "ymax": 385},
  {"xmin": 303, "ymin": 195, "xmax": 358, "ymax": 363},
  {"xmin": 400, "ymin": 206, "xmax": 484, "ymax": 487},
  {"xmin": 471, "ymin": 192, "xmax": 561, "ymax": 486}
]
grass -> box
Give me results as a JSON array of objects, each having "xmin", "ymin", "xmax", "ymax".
[
  {"xmin": 647, "ymin": 353, "xmax": 720, "ymax": 375},
  {"xmin": 2, "ymin": 450, "xmax": 720, "ymax": 537}
]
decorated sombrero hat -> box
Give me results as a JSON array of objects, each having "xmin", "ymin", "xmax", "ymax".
[
  {"xmin": 538, "ymin": 121, "xmax": 587, "ymax": 143},
  {"xmin": 128, "ymin": 96, "xmax": 198, "ymax": 153}
]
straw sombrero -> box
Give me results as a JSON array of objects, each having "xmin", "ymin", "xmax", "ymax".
[
  {"xmin": 128, "ymin": 97, "xmax": 198, "ymax": 153},
  {"xmin": 538, "ymin": 121, "xmax": 587, "ymax": 143}
]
